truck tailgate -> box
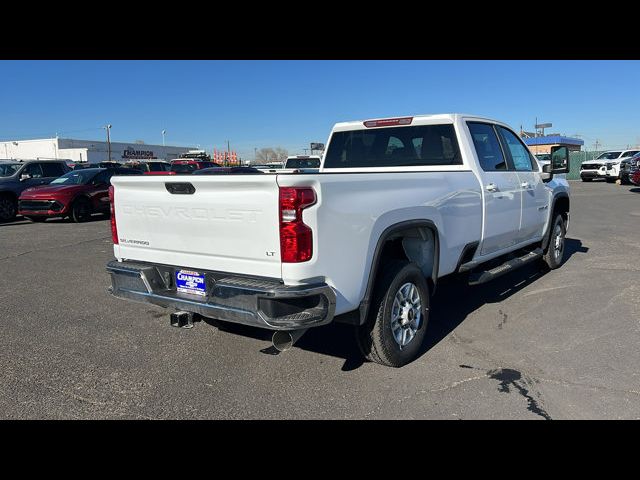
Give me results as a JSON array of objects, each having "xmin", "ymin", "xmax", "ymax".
[{"xmin": 111, "ymin": 175, "xmax": 282, "ymax": 279}]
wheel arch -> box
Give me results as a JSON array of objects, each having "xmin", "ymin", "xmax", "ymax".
[
  {"xmin": 0, "ymin": 190, "xmax": 18, "ymax": 201},
  {"xmin": 542, "ymin": 193, "xmax": 570, "ymax": 251},
  {"xmin": 352, "ymin": 220, "xmax": 440, "ymax": 326}
]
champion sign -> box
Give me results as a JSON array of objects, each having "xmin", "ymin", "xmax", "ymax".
[
  {"xmin": 175, "ymin": 270, "xmax": 206, "ymax": 296},
  {"xmin": 122, "ymin": 148, "xmax": 156, "ymax": 159}
]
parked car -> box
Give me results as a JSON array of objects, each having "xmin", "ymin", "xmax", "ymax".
[
  {"xmin": 121, "ymin": 160, "xmax": 173, "ymax": 175},
  {"xmin": 618, "ymin": 152, "xmax": 640, "ymax": 185},
  {"xmin": 74, "ymin": 161, "xmax": 122, "ymax": 170},
  {"xmin": 193, "ymin": 166, "xmax": 263, "ymax": 175},
  {"xmin": 632, "ymin": 169, "xmax": 640, "ymax": 186},
  {"xmin": 0, "ymin": 159, "xmax": 70, "ymax": 221},
  {"xmin": 284, "ymin": 155, "xmax": 322, "ymax": 169},
  {"xmin": 534, "ymin": 153, "xmax": 551, "ymax": 162},
  {"xmin": 603, "ymin": 149, "xmax": 640, "ymax": 183},
  {"xmin": 18, "ymin": 167, "xmax": 141, "ymax": 222},
  {"xmin": 580, "ymin": 151, "xmax": 622, "ymax": 181},
  {"xmin": 107, "ymin": 113, "xmax": 571, "ymax": 368},
  {"xmin": 170, "ymin": 160, "xmax": 221, "ymax": 174},
  {"xmin": 252, "ymin": 164, "xmax": 282, "ymax": 173}
]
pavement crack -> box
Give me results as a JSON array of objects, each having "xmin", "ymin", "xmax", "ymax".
[
  {"xmin": 41, "ymin": 383, "xmax": 110, "ymax": 408},
  {"xmin": 428, "ymin": 374, "xmax": 488, "ymax": 393},
  {"xmin": 536, "ymin": 376, "xmax": 640, "ymax": 397}
]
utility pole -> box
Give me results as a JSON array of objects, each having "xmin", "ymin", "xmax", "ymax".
[
  {"xmin": 104, "ymin": 124, "xmax": 112, "ymax": 161},
  {"xmin": 162, "ymin": 129, "xmax": 166, "ymax": 146}
]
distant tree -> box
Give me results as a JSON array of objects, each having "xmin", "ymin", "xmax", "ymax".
[
  {"xmin": 273, "ymin": 147, "xmax": 288, "ymax": 162},
  {"xmin": 254, "ymin": 147, "xmax": 288, "ymax": 164}
]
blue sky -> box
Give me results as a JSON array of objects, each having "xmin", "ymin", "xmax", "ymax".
[{"xmin": 1, "ymin": 60, "xmax": 639, "ymax": 157}]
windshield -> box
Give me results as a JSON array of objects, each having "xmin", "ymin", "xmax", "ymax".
[
  {"xmin": 0, "ymin": 163, "xmax": 21, "ymax": 177},
  {"xmin": 596, "ymin": 151, "xmax": 622, "ymax": 160},
  {"xmin": 285, "ymin": 158, "xmax": 321, "ymax": 168},
  {"xmin": 50, "ymin": 169, "xmax": 99, "ymax": 185}
]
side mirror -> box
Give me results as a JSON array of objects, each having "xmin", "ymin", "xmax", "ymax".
[
  {"xmin": 541, "ymin": 163, "xmax": 553, "ymax": 182},
  {"xmin": 20, "ymin": 173, "xmax": 32, "ymax": 181},
  {"xmin": 550, "ymin": 146, "xmax": 570, "ymax": 174}
]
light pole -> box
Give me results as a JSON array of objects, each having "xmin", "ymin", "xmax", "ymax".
[
  {"xmin": 104, "ymin": 124, "xmax": 112, "ymax": 161},
  {"xmin": 162, "ymin": 129, "xmax": 166, "ymax": 146}
]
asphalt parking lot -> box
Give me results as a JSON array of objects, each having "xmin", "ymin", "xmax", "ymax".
[{"xmin": 1, "ymin": 180, "xmax": 639, "ymax": 419}]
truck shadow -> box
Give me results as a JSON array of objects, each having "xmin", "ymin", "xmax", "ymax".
[{"xmin": 203, "ymin": 238, "xmax": 587, "ymax": 371}]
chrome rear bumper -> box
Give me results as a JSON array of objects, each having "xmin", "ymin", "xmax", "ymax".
[{"xmin": 106, "ymin": 260, "xmax": 336, "ymax": 331}]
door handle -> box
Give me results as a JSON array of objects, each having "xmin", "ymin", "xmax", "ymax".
[
  {"xmin": 486, "ymin": 183, "xmax": 498, "ymax": 192},
  {"xmin": 520, "ymin": 182, "xmax": 531, "ymax": 189}
]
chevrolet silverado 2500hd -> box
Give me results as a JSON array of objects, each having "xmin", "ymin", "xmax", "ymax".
[{"xmin": 106, "ymin": 114, "xmax": 571, "ymax": 367}]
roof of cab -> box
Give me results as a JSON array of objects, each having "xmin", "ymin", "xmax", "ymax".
[{"xmin": 331, "ymin": 113, "xmax": 502, "ymax": 132}]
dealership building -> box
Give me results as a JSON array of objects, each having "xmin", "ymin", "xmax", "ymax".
[
  {"xmin": 0, "ymin": 137, "xmax": 195, "ymax": 163},
  {"xmin": 519, "ymin": 131, "xmax": 584, "ymax": 154}
]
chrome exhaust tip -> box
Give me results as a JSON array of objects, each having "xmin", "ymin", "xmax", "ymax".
[{"xmin": 271, "ymin": 329, "xmax": 308, "ymax": 352}]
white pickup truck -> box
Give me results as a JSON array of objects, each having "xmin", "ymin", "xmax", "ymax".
[{"xmin": 107, "ymin": 114, "xmax": 571, "ymax": 367}]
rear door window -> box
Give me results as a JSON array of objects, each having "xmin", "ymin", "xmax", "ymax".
[
  {"xmin": 467, "ymin": 122, "xmax": 509, "ymax": 171},
  {"xmin": 496, "ymin": 126, "xmax": 536, "ymax": 171},
  {"xmin": 323, "ymin": 124, "xmax": 462, "ymax": 168},
  {"xmin": 24, "ymin": 163, "xmax": 44, "ymax": 178}
]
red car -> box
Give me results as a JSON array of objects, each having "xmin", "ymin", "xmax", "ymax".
[
  {"xmin": 18, "ymin": 167, "xmax": 141, "ymax": 222},
  {"xmin": 170, "ymin": 160, "xmax": 221, "ymax": 174},
  {"xmin": 632, "ymin": 170, "xmax": 640, "ymax": 186}
]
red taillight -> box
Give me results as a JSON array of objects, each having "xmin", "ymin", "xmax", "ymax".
[
  {"xmin": 109, "ymin": 185, "xmax": 118, "ymax": 245},
  {"xmin": 364, "ymin": 117, "xmax": 413, "ymax": 128},
  {"xmin": 279, "ymin": 187, "xmax": 316, "ymax": 263}
]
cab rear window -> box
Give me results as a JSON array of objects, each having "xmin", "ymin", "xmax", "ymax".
[{"xmin": 323, "ymin": 124, "xmax": 462, "ymax": 168}]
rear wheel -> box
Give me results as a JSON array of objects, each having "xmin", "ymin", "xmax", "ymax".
[
  {"xmin": 71, "ymin": 198, "xmax": 92, "ymax": 223},
  {"xmin": 0, "ymin": 195, "xmax": 17, "ymax": 222},
  {"xmin": 543, "ymin": 214, "xmax": 566, "ymax": 270},
  {"xmin": 581, "ymin": 178, "xmax": 592, "ymax": 182},
  {"xmin": 356, "ymin": 260, "xmax": 430, "ymax": 368}
]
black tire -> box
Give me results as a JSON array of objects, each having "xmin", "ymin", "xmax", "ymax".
[
  {"xmin": 71, "ymin": 198, "xmax": 92, "ymax": 223},
  {"xmin": 25, "ymin": 216, "xmax": 47, "ymax": 222},
  {"xmin": 356, "ymin": 260, "xmax": 430, "ymax": 368},
  {"xmin": 543, "ymin": 214, "xmax": 566, "ymax": 270},
  {"xmin": 581, "ymin": 178, "xmax": 592, "ymax": 182},
  {"xmin": 0, "ymin": 195, "xmax": 17, "ymax": 222}
]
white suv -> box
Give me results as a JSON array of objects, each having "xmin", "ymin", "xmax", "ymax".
[
  {"xmin": 580, "ymin": 150, "xmax": 638, "ymax": 182},
  {"xmin": 604, "ymin": 149, "xmax": 640, "ymax": 182}
]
